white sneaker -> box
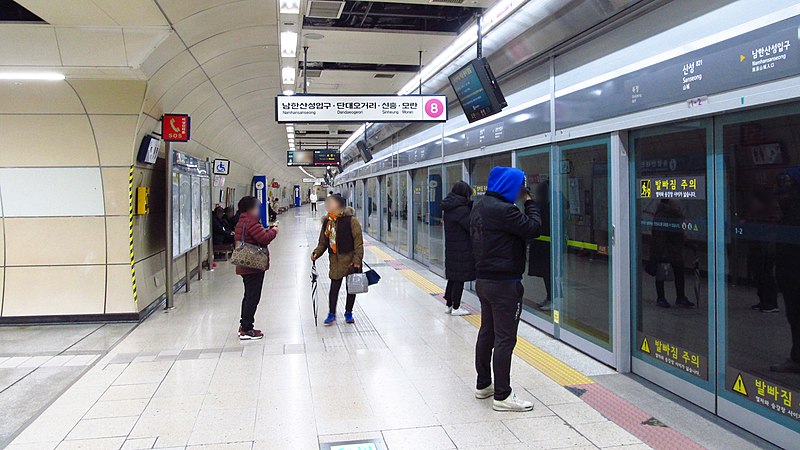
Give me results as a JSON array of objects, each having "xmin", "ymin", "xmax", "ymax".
[
  {"xmin": 493, "ymin": 393, "xmax": 534, "ymax": 412},
  {"xmin": 445, "ymin": 306, "xmax": 453, "ymax": 314},
  {"xmin": 475, "ymin": 384, "xmax": 494, "ymax": 399},
  {"xmin": 450, "ymin": 308, "xmax": 470, "ymax": 316}
]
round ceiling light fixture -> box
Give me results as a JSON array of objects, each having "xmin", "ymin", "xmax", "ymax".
[{"xmin": 304, "ymin": 33, "xmax": 324, "ymax": 40}]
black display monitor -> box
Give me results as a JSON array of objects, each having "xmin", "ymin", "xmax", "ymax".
[
  {"xmin": 448, "ymin": 57, "xmax": 507, "ymax": 123},
  {"xmin": 356, "ymin": 140, "xmax": 373, "ymax": 163},
  {"xmin": 287, "ymin": 150, "xmax": 341, "ymax": 166},
  {"xmin": 137, "ymin": 135, "xmax": 161, "ymax": 164}
]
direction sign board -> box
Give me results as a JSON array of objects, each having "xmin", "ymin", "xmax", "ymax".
[{"xmin": 276, "ymin": 95, "xmax": 447, "ymax": 123}]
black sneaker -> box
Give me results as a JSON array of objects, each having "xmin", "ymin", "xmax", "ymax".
[
  {"xmin": 759, "ymin": 306, "xmax": 780, "ymax": 313},
  {"xmin": 656, "ymin": 298, "xmax": 671, "ymax": 308},
  {"xmin": 675, "ymin": 297, "xmax": 695, "ymax": 308}
]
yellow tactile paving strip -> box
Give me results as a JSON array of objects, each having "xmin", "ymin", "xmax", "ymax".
[
  {"xmin": 366, "ymin": 245, "xmax": 395, "ymax": 261},
  {"xmin": 398, "ymin": 270, "xmax": 445, "ymax": 294},
  {"xmin": 463, "ymin": 314, "xmax": 594, "ymax": 387}
]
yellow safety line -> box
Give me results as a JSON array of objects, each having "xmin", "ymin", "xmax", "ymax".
[
  {"xmin": 398, "ymin": 270, "xmax": 444, "ymax": 294},
  {"xmin": 463, "ymin": 314, "xmax": 594, "ymax": 386},
  {"xmin": 366, "ymin": 245, "xmax": 395, "ymax": 261},
  {"xmin": 534, "ymin": 235, "xmax": 599, "ymax": 251},
  {"xmin": 128, "ymin": 166, "xmax": 138, "ymax": 305}
]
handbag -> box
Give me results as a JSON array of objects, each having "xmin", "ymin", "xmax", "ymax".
[
  {"xmin": 346, "ymin": 271, "xmax": 369, "ymax": 294},
  {"xmin": 363, "ymin": 261, "xmax": 381, "ymax": 286},
  {"xmin": 230, "ymin": 220, "xmax": 269, "ymax": 271}
]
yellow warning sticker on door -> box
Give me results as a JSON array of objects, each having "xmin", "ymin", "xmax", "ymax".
[
  {"xmin": 732, "ymin": 373, "xmax": 747, "ymax": 396},
  {"xmin": 726, "ymin": 367, "xmax": 800, "ymax": 422},
  {"xmin": 553, "ymin": 310, "xmax": 560, "ymax": 324},
  {"xmin": 640, "ymin": 179, "xmax": 652, "ymax": 198},
  {"xmin": 640, "ymin": 337, "xmax": 651, "ymax": 354}
]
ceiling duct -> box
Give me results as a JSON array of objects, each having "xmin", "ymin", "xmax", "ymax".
[
  {"xmin": 306, "ymin": 0, "xmax": 346, "ymax": 19},
  {"xmin": 373, "ymin": 73, "xmax": 396, "ymax": 79},
  {"xmin": 430, "ymin": 0, "xmax": 466, "ymax": 4}
]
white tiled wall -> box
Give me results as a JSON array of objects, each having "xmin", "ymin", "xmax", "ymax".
[{"xmin": 0, "ymin": 80, "xmax": 146, "ymax": 318}]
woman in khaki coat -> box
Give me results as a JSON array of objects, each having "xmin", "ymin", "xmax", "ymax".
[{"xmin": 311, "ymin": 194, "xmax": 364, "ymax": 325}]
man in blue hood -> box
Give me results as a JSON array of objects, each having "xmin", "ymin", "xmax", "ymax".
[{"xmin": 470, "ymin": 166, "xmax": 542, "ymax": 411}]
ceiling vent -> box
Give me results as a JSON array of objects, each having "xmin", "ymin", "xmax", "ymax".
[
  {"xmin": 374, "ymin": 73, "xmax": 396, "ymax": 79},
  {"xmin": 430, "ymin": 0, "xmax": 466, "ymax": 4},
  {"xmin": 306, "ymin": 0, "xmax": 345, "ymax": 19}
]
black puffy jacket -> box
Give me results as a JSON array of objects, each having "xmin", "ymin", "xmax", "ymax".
[
  {"xmin": 470, "ymin": 192, "xmax": 542, "ymax": 280},
  {"xmin": 442, "ymin": 192, "xmax": 476, "ymax": 282}
]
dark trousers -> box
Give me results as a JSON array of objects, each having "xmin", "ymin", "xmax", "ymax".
[
  {"xmin": 329, "ymin": 278, "xmax": 356, "ymax": 315},
  {"xmin": 475, "ymin": 279, "xmax": 523, "ymax": 401},
  {"xmin": 240, "ymin": 272, "xmax": 265, "ymax": 331},
  {"xmin": 311, "ymin": 202, "xmax": 317, "ymax": 212},
  {"xmin": 779, "ymin": 283, "xmax": 800, "ymax": 362},
  {"xmin": 655, "ymin": 263, "xmax": 686, "ymax": 300},
  {"xmin": 445, "ymin": 280, "xmax": 464, "ymax": 309}
]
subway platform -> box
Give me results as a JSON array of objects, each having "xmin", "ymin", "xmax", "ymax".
[{"xmin": 1, "ymin": 206, "xmax": 776, "ymax": 450}]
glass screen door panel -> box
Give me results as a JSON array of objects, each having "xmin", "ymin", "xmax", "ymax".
[
  {"xmin": 631, "ymin": 122, "xmax": 712, "ymax": 385},
  {"xmin": 366, "ymin": 178, "xmax": 379, "ymax": 238},
  {"xmin": 719, "ymin": 108, "xmax": 800, "ymax": 429},
  {"xmin": 412, "ymin": 169, "xmax": 429, "ymax": 265},
  {"xmin": 517, "ymin": 148, "xmax": 552, "ymax": 319},
  {"xmin": 429, "ymin": 166, "xmax": 445, "ymax": 270},
  {"xmin": 396, "ymin": 173, "xmax": 409, "ymax": 255},
  {"xmin": 382, "ymin": 175, "xmax": 396, "ymax": 249},
  {"xmin": 356, "ymin": 181, "xmax": 364, "ymax": 222},
  {"xmin": 559, "ymin": 140, "xmax": 612, "ymax": 349}
]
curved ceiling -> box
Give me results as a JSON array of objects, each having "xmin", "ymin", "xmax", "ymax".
[{"xmin": 2, "ymin": 0, "xmax": 480, "ymax": 180}]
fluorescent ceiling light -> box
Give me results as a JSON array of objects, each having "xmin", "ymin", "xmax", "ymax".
[
  {"xmin": 279, "ymin": 0, "xmax": 300, "ymax": 14},
  {"xmin": 0, "ymin": 71, "xmax": 65, "ymax": 81},
  {"xmin": 287, "ymin": 132, "xmax": 295, "ymax": 139},
  {"xmin": 398, "ymin": 0, "xmax": 527, "ymax": 95},
  {"xmin": 286, "ymin": 126, "xmax": 295, "ymax": 133},
  {"xmin": 282, "ymin": 67, "xmax": 295, "ymax": 85},
  {"xmin": 281, "ymin": 31, "xmax": 298, "ymax": 57},
  {"xmin": 283, "ymin": 89, "xmax": 294, "ymax": 96}
]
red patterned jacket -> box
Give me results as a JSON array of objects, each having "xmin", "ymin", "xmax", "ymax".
[{"xmin": 233, "ymin": 213, "xmax": 278, "ymax": 275}]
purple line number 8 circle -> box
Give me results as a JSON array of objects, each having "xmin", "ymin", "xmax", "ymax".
[{"xmin": 424, "ymin": 98, "xmax": 444, "ymax": 119}]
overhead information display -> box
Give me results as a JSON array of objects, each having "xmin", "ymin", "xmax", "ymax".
[
  {"xmin": 449, "ymin": 57, "xmax": 507, "ymax": 123},
  {"xmin": 287, "ymin": 150, "xmax": 341, "ymax": 166},
  {"xmin": 556, "ymin": 14, "xmax": 800, "ymax": 129},
  {"xmin": 276, "ymin": 95, "xmax": 447, "ymax": 123}
]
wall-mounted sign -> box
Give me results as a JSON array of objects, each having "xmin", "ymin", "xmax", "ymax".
[
  {"xmin": 213, "ymin": 159, "xmax": 230, "ymax": 175},
  {"xmin": 276, "ymin": 95, "xmax": 447, "ymax": 123},
  {"xmin": 556, "ymin": 14, "xmax": 800, "ymax": 129},
  {"xmin": 162, "ymin": 114, "xmax": 191, "ymax": 142}
]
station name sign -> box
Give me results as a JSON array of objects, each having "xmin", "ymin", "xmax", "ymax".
[{"xmin": 276, "ymin": 95, "xmax": 447, "ymax": 123}]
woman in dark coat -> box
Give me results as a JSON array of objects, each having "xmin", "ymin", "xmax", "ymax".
[{"xmin": 441, "ymin": 181, "xmax": 475, "ymax": 316}]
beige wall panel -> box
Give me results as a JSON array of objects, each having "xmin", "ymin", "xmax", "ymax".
[
  {"xmin": 16, "ymin": 0, "xmax": 117, "ymax": 26},
  {"xmin": 133, "ymin": 253, "xmax": 164, "ymax": 311},
  {"xmin": 56, "ymin": 28, "xmax": 127, "ymax": 67},
  {"xmin": 95, "ymin": 0, "xmax": 168, "ymax": 27},
  {"xmin": 90, "ymin": 115, "xmax": 138, "ymax": 166},
  {"xmin": 70, "ymin": 80, "xmax": 146, "ymax": 115},
  {"xmin": 0, "ymin": 217, "xmax": 4, "ymax": 266},
  {"xmin": 123, "ymin": 28, "xmax": 172, "ymax": 68},
  {"xmin": 134, "ymin": 212, "xmax": 165, "ymax": 262},
  {"xmin": 0, "ymin": 167, "xmax": 105, "ymax": 217},
  {"xmin": 102, "ymin": 167, "xmax": 132, "ymax": 216},
  {"xmin": 0, "ymin": 26, "xmax": 60, "ymax": 66},
  {"xmin": 139, "ymin": 33, "xmax": 184, "ymax": 79},
  {"xmin": 143, "ymin": 52, "xmax": 198, "ymax": 114},
  {"xmin": 0, "ymin": 115, "xmax": 98, "ymax": 167},
  {"xmin": 0, "ymin": 268, "xmax": 3, "ymax": 313},
  {"xmin": 2, "ymin": 265, "xmax": 105, "ymax": 316},
  {"xmin": 105, "ymin": 264, "xmax": 135, "ymax": 314},
  {"xmin": 0, "ymin": 81, "xmax": 83, "ymax": 114},
  {"xmin": 106, "ymin": 215, "xmax": 131, "ymax": 264},
  {"xmin": 4, "ymin": 217, "xmax": 105, "ymax": 266}
]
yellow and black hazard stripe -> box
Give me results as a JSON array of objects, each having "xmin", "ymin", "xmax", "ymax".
[{"xmin": 128, "ymin": 165, "xmax": 138, "ymax": 305}]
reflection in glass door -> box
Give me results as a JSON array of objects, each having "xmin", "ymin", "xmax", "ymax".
[
  {"xmin": 717, "ymin": 107, "xmax": 800, "ymax": 439},
  {"xmin": 412, "ymin": 169, "xmax": 429, "ymax": 265},
  {"xmin": 559, "ymin": 139, "xmax": 612, "ymax": 351},
  {"xmin": 631, "ymin": 122, "xmax": 713, "ymax": 405},
  {"xmin": 355, "ymin": 180, "xmax": 364, "ymax": 223},
  {"xmin": 396, "ymin": 173, "xmax": 409, "ymax": 255},
  {"xmin": 382, "ymin": 175, "xmax": 396, "ymax": 249},
  {"xmin": 366, "ymin": 178, "xmax": 379, "ymax": 238},
  {"xmin": 428, "ymin": 166, "xmax": 444, "ymax": 271},
  {"xmin": 517, "ymin": 147, "xmax": 552, "ymax": 322}
]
